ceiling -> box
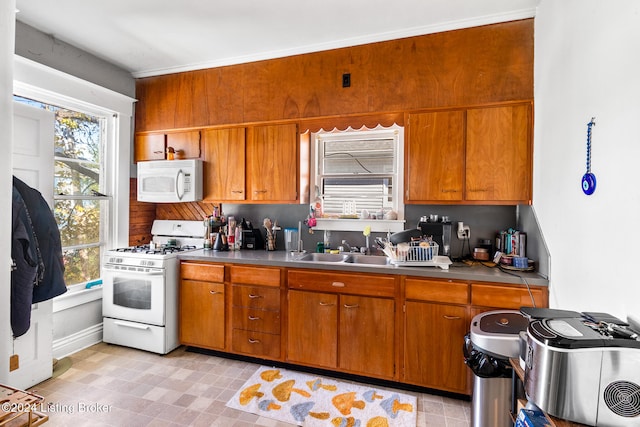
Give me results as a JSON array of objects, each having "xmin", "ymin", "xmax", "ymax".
[{"xmin": 15, "ymin": 0, "xmax": 538, "ymax": 78}]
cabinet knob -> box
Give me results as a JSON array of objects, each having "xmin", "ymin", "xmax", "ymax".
[
  {"xmin": 443, "ymin": 315, "xmax": 461, "ymax": 320},
  {"xmin": 209, "ymin": 290, "xmax": 222, "ymax": 295},
  {"xmin": 248, "ymin": 294, "xmax": 263, "ymax": 299},
  {"xmin": 248, "ymin": 338, "xmax": 261, "ymax": 344},
  {"xmin": 343, "ymin": 304, "xmax": 359, "ymax": 309},
  {"xmin": 331, "ymin": 282, "xmax": 345, "ymax": 288},
  {"xmin": 248, "ymin": 316, "xmax": 261, "ymax": 321},
  {"xmin": 253, "ymin": 190, "xmax": 268, "ymax": 194},
  {"xmin": 231, "ymin": 190, "xmax": 244, "ymax": 194}
]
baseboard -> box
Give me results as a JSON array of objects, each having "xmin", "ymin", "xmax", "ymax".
[{"xmin": 53, "ymin": 323, "xmax": 103, "ymax": 359}]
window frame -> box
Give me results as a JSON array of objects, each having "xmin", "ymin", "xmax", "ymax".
[
  {"xmin": 13, "ymin": 55, "xmax": 134, "ymax": 293},
  {"xmin": 310, "ymin": 124, "xmax": 405, "ymax": 221}
]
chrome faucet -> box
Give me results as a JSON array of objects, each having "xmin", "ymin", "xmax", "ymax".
[{"xmin": 338, "ymin": 240, "xmax": 352, "ymax": 253}]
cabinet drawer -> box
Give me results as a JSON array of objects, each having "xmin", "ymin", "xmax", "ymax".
[
  {"xmin": 232, "ymin": 308, "xmax": 280, "ymax": 334},
  {"xmin": 230, "ymin": 265, "xmax": 281, "ymax": 287},
  {"xmin": 405, "ymin": 278, "xmax": 469, "ymax": 304},
  {"xmin": 232, "ymin": 329, "xmax": 280, "ymax": 359},
  {"xmin": 471, "ymin": 283, "xmax": 546, "ymax": 309},
  {"xmin": 232, "ymin": 284, "xmax": 280, "ymax": 310},
  {"xmin": 181, "ymin": 262, "xmax": 224, "ymax": 282},
  {"xmin": 288, "ymin": 270, "xmax": 396, "ymax": 297}
]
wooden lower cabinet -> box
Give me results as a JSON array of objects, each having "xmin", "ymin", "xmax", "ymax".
[
  {"xmin": 404, "ymin": 301, "xmax": 469, "ymax": 394},
  {"xmin": 179, "ymin": 262, "xmax": 226, "ymax": 350},
  {"xmin": 287, "ymin": 289, "xmax": 395, "ymax": 379},
  {"xmin": 230, "ymin": 265, "xmax": 282, "ymax": 360},
  {"xmin": 178, "ymin": 261, "xmax": 549, "ymax": 396},
  {"xmin": 287, "ymin": 269, "xmax": 397, "ymax": 380},
  {"xmin": 339, "ymin": 294, "xmax": 395, "ymax": 379},
  {"xmin": 287, "ymin": 290, "xmax": 338, "ymax": 368},
  {"xmin": 403, "ymin": 278, "xmax": 470, "ymax": 394}
]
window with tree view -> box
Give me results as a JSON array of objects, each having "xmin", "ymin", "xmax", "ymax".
[{"xmin": 14, "ymin": 96, "xmax": 108, "ymax": 287}]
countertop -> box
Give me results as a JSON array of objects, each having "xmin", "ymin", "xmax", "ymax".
[{"xmin": 178, "ymin": 249, "xmax": 549, "ymax": 287}]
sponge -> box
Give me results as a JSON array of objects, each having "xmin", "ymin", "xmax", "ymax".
[{"xmin": 363, "ymin": 225, "xmax": 371, "ymax": 237}]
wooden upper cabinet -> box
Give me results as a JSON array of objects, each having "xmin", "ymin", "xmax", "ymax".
[
  {"xmin": 134, "ymin": 130, "xmax": 201, "ymax": 162},
  {"xmin": 167, "ymin": 130, "xmax": 201, "ymax": 159},
  {"xmin": 202, "ymin": 127, "xmax": 246, "ymax": 201},
  {"xmin": 466, "ymin": 103, "xmax": 532, "ymax": 203},
  {"xmin": 246, "ymin": 123, "xmax": 299, "ymax": 202},
  {"xmin": 406, "ymin": 110, "xmax": 464, "ymax": 202},
  {"xmin": 134, "ymin": 133, "xmax": 165, "ymax": 162}
]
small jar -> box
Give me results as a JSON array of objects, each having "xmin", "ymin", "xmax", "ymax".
[{"xmin": 316, "ymin": 242, "xmax": 324, "ymax": 253}]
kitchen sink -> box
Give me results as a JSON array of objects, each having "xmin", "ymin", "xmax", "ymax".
[
  {"xmin": 296, "ymin": 253, "xmax": 350, "ymax": 263},
  {"xmin": 343, "ymin": 254, "xmax": 392, "ymax": 265},
  {"xmin": 296, "ymin": 252, "xmax": 390, "ymax": 266}
]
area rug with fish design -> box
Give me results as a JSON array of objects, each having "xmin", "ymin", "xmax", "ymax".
[{"xmin": 226, "ymin": 366, "xmax": 417, "ymax": 427}]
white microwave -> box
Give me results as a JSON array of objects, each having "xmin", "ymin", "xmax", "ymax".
[{"xmin": 137, "ymin": 159, "xmax": 203, "ymax": 203}]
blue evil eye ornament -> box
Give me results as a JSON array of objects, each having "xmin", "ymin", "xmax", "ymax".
[{"xmin": 582, "ymin": 118, "xmax": 596, "ymax": 195}]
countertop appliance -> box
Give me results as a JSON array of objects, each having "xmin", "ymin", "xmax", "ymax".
[
  {"xmin": 525, "ymin": 314, "xmax": 640, "ymax": 426},
  {"xmin": 102, "ymin": 220, "xmax": 205, "ymax": 354},
  {"xmin": 466, "ymin": 310, "xmax": 529, "ymax": 427},
  {"xmin": 137, "ymin": 159, "xmax": 203, "ymax": 203},
  {"xmin": 418, "ymin": 220, "xmax": 452, "ymax": 256}
]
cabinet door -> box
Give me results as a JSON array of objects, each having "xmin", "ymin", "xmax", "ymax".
[
  {"xmin": 247, "ymin": 123, "xmax": 298, "ymax": 202},
  {"xmin": 339, "ymin": 295, "xmax": 395, "ymax": 379},
  {"xmin": 179, "ymin": 280, "xmax": 225, "ymax": 350},
  {"xmin": 202, "ymin": 127, "xmax": 246, "ymax": 201},
  {"xmin": 466, "ymin": 104, "xmax": 532, "ymax": 202},
  {"xmin": 167, "ymin": 130, "xmax": 201, "ymax": 159},
  {"xmin": 406, "ymin": 111, "xmax": 464, "ymax": 202},
  {"xmin": 287, "ymin": 290, "xmax": 338, "ymax": 368},
  {"xmin": 134, "ymin": 133, "xmax": 166, "ymax": 162},
  {"xmin": 404, "ymin": 301, "xmax": 469, "ymax": 394}
]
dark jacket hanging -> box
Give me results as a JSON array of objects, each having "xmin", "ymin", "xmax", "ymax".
[
  {"xmin": 13, "ymin": 176, "xmax": 66, "ymax": 304},
  {"xmin": 10, "ymin": 184, "xmax": 40, "ymax": 337}
]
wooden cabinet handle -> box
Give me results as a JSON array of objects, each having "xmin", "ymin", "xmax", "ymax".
[
  {"xmin": 248, "ymin": 338, "xmax": 261, "ymax": 344},
  {"xmin": 319, "ymin": 301, "xmax": 335, "ymax": 306},
  {"xmin": 248, "ymin": 316, "xmax": 261, "ymax": 321},
  {"xmin": 343, "ymin": 304, "xmax": 359, "ymax": 309},
  {"xmin": 443, "ymin": 315, "xmax": 461, "ymax": 320},
  {"xmin": 209, "ymin": 290, "xmax": 222, "ymax": 295},
  {"xmin": 248, "ymin": 294, "xmax": 263, "ymax": 299},
  {"xmin": 331, "ymin": 282, "xmax": 345, "ymax": 287}
]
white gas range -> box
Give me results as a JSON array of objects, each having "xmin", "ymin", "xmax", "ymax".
[{"xmin": 102, "ymin": 220, "xmax": 205, "ymax": 354}]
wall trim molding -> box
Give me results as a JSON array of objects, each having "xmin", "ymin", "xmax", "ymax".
[{"xmin": 52, "ymin": 323, "xmax": 103, "ymax": 359}]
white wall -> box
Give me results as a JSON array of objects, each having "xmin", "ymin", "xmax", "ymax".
[
  {"xmin": 0, "ymin": 1, "xmax": 15, "ymax": 385},
  {"xmin": 534, "ymin": 1, "xmax": 640, "ymax": 320}
]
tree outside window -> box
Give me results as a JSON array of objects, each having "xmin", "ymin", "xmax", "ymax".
[{"xmin": 14, "ymin": 96, "xmax": 107, "ymax": 287}]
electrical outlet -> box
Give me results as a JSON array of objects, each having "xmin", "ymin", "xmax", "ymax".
[
  {"xmin": 342, "ymin": 73, "xmax": 351, "ymax": 88},
  {"xmin": 457, "ymin": 222, "xmax": 470, "ymax": 240}
]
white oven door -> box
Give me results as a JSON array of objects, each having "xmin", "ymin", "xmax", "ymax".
[{"xmin": 102, "ymin": 264, "xmax": 165, "ymax": 326}]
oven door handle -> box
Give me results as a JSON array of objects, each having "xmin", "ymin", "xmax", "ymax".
[
  {"xmin": 103, "ymin": 265, "xmax": 164, "ymax": 275},
  {"xmin": 114, "ymin": 320, "xmax": 151, "ymax": 330}
]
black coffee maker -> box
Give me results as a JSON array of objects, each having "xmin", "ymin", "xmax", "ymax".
[
  {"xmin": 240, "ymin": 218, "xmax": 265, "ymax": 250},
  {"xmin": 418, "ymin": 215, "xmax": 452, "ymax": 256}
]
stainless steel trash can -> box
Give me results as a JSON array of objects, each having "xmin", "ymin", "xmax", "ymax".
[{"xmin": 464, "ymin": 310, "xmax": 529, "ymax": 427}]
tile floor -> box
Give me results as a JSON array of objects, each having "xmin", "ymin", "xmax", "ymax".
[{"xmin": 29, "ymin": 343, "xmax": 471, "ymax": 426}]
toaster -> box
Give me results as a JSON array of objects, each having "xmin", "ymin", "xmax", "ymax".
[{"xmin": 524, "ymin": 315, "xmax": 640, "ymax": 426}]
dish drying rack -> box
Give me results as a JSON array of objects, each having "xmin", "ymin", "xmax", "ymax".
[{"xmin": 380, "ymin": 240, "xmax": 452, "ymax": 269}]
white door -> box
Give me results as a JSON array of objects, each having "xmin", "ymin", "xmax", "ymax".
[{"xmin": 8, "ymin": 101, "xmax": 55, "ymax": 390}]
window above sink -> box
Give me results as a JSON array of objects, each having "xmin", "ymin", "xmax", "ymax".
[{"xmin": 310, "ymin": 124, "xmax": 405, "ymax": 233}]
